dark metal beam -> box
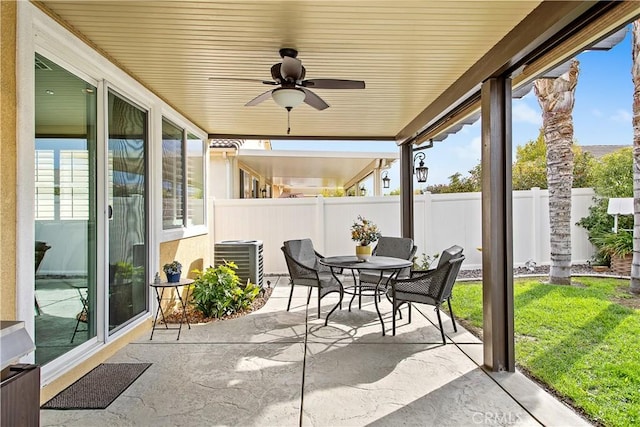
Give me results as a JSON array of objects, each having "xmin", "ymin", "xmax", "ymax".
[
  {"xmin": 481, "ymin": 77, "xmax": 515, "ymax": 372},
  {"xmin": 400, "ymin": 143, "xmax": 413, "ymax": 239}
]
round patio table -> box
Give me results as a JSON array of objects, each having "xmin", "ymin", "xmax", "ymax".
[{"xmin": 320, "ymin": 255, "xmax": 412, "ymax": 336}]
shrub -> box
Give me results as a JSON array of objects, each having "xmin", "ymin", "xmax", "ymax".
[
  {"xmin": 413, "ymin": 252, "xmax": 440, "ymax": 270},
  {"xmin": 190, "ymin": 261, "xmax": 260, "ymax": 318},
  {"xmin": 591, "ymin": 231, "xmax": 633, "ymax": 258},
  {"xmin": 577, "ymin": 147, "xmax": 633, "ymax": 265}
]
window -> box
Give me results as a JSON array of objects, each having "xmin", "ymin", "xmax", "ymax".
[
  {"xmin": 239, "ymin": 168, "xmax": 260, "ymax": 199},
  {"xmin": 34, "ymin": 143, "xmax": 91, "ymax": 220},
  {"xmin": 162, "ymin": 119, "xmax": 183, "ymax": 229},
  {"xmin": 186, "ymin": 133, "xmax": 205, "ymax": 226},
  {"xmin": 35, "ymin": 150, "xmax": 54, "ymax": 220},
  {"xmin": 162, "ymin": 119, "xmax": 205, "ymax": 229},
  {"xmin": 60, "ymin": 150, "xmax": 89, "ymax": 219}
]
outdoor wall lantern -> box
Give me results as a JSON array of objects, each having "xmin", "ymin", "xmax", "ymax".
[
  {"xmin": 360, "ymin": 186, "xmax": 367, "ymax": 196},
  {"xmin": 382, "ymin": 171, "xmax": 390, "ymax": 189},
  {"xmin": 413, "ymin": 152, "xmax": 429, "ymax": 183},
  {"xmin": 261, "ymin": 187, "xmax": 268, "ymax": 198}
]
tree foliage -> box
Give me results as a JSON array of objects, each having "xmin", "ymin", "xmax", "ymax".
[
  {"xmin": 427, "ymin": 164, "xmax": 481, "ymax": 194},
  {"xmin": 425, "ymin": 132, "xmax": 596, "ymax": 194},
  {"xmin": 577, "ymin": 147, "xmax": 634, "ymax": 265},
  {"xmin": 321, "ymin": 188, "xmax": 346, "ymax": 197},
  {"xmin": 591, "ymin": 147, "xmax": 633, "ymax": 198},
  {"xmin": 512, "ymin": 131, "xmax": 595, "ymax": 190}
]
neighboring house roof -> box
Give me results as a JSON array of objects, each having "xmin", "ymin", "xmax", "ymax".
[
  {"xmin": 237, "ymin": 149, "xmax": 398, "ymax": 194},
  {"xmin": 581, "ymin": 145, "xmax": 630, "ymax": 159},
  {"xmin": 210, "ymin": 139, "xmax": 244, "ymax": 149}
]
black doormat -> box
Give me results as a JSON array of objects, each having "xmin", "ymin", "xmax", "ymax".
[{"xmin": 42, "ymin": 363, "xmax": 151, "ymax": 410}]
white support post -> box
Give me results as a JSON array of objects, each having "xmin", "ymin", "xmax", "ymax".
[
  {"xmin": 315, "ymin": 195, "xmax": 326, "ymax": 254},
  {"xmin": 531, "ymin": 187, "xmax": 541, "ymax": 264}
]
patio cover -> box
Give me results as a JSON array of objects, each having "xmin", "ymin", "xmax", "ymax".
[{"xmin": 237, "ymin": 149, "xmax": 397, "ymax": 194}]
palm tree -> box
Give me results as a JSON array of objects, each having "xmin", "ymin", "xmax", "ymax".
[
  {"xmin": 631, "ymin": 21, "xmax": 640, "ymax": 294},
  {"xmin": 534, "ymin": 60, "xmax": 579, "ymax": 285}
]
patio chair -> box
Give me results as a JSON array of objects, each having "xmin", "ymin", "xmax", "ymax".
[
  {"xmin": 355, "ymin": 237, "xmax": 417, "ymax": 309},
  {"xmin": 281, "ymin": 238, "xmax": 343, "ymax": 323},
  {"xmin": 389, "ymin": 245, "xmax": 465, "ymax": 344},
  {"xmin": 34, "ymin": 241, "xmax": 51, "ymax": 315}
]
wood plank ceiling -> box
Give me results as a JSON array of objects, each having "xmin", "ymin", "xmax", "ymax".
[{"xmin": 35, "ymin": 1, "xmax": 543, "ymax": 140}]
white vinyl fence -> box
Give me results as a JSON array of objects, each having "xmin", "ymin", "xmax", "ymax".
[{"xmin": 212, "ymin": 188, "xmax": 596, "ymax": 274}]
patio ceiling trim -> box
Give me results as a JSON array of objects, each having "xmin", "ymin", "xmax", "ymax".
[
  {"xmin": 208, "ymin": 134, "xmax": 396, "ymax": 141},
  {"xmin": 407, "ymin": 0, "xmax": 640, "ymax": 148},
  {"xmin": 396, "ymin": 1, "xmax": 613, "ymax": 146}
]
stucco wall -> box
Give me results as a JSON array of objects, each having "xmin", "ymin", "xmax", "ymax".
[
  {"xmin": 159, "ymin": 234, "xmax": 210, "ymax": 304},
  {"xmin": 159, "ymin": 234, "xmax": 210, "ymax": 279},
  {"xmin": 1, "ymin": 0, "xmax": 17, "ymax": 320}
]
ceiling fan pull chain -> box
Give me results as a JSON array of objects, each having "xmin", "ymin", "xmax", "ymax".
[{"xmin": 286, "ymin": 106, "xmax": 292, "ymax": 134}]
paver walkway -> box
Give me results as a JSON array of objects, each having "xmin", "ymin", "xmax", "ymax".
[{"xmin": 41, "ymin": 276, "xmax": 591, "ymax": 426}]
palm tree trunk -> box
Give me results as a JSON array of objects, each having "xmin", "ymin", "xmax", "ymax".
[
  {"xmin": 631, "ymin": 21, "xmax": 640, "ymax": 294},
  {"xmin": 534, "ymin": 60, "xmax": 579, "ymax": 285}
]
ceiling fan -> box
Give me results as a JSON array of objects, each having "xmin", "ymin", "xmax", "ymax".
[{"xmin": 209, "ymin": 48, "xmax": 365, "ymax": 133}]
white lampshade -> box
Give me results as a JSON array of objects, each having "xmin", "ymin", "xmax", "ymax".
[{"xmin": 272, "ymin": 88, "xmax": 306, "ymax": 109}]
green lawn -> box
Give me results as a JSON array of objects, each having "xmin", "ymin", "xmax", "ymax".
[{"xmin": 451, "ymin": 277, "xmax": 640, "ymax": 427}]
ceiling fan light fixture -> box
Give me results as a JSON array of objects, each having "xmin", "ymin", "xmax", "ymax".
[{"xmin": 272, "ymin": 88, "xmax": 306, "ymax": 109}]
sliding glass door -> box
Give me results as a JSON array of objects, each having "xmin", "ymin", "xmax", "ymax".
[
  {"xmin": 34, "ymin": 53, "xmax": 97, "ymax": 364},
  {"xmin": 33, "ymin": 56, "xmax": 150, "ymax": 363},
  {"xmin": 107, "ymin": 92, "xmax": 148, "ymax": 331}
]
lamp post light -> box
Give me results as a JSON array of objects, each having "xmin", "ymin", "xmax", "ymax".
[
  {"xmin": 413, "ymin": 152, "xmax": 429, "ymax": 183},
  {"xmin": 382, "ymin": 171, "xmax": 390, "ymax": 189}
]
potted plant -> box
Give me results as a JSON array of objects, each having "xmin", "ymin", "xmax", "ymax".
[
  {"xmin": 591, "ymin": 231, "xmax": 632, "ymax": 275},
  {"xmin": 350, "ymin": 215, "xmax": 381, "ymax": 261},
  {"xmin": 190, "ymin": 261, "xmax": 260, "ymax": 318},
  {"xmin": 163, "ymin": 260, "xmax": 182, "ymax": 283}
]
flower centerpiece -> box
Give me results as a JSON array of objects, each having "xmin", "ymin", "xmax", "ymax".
[
  {"xmin": 351, "ymin": 215, "xmax": 381, "ymax": 261},
  {"xmin": 163, "ymin": 260, "xmax": 182, "ymax": 283}
]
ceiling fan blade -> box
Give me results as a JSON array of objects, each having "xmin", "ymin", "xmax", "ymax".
[
  {"xmin": 270, "ymin": 63, "xmax": 282, "ymax": 83},
  {"xmin": 245, "ymin": 89, "xmax": 274, "ymax": 106},
  {"xmin": 281, "ymin": 56, "xmax": 303, "ymax": 81},
  {"xmin": 300, "ymin": 88, "xmax": 329, "ymax": 110},
  {"xmin": 208, "ymin": 77, "xmax": 277, "ymax": 85},
  {"xmin": 301, "ymin": 79, "xmax": 365, "ymax": 89}
]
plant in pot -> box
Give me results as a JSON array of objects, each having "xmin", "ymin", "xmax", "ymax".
[
  {"xmin": 163, "ymin": 260, "xmax": 182, "ymax": 283},
  {"xmin": 591, "ymin": 231, "xmax": 632, "ymax": 275},
  {"xmin": 190, "ymin": 261, "xmax": 260, "ymax": 318},
  {"xmin": 351, "ymin": 215, "xmax": 381, "ymax": 261}
]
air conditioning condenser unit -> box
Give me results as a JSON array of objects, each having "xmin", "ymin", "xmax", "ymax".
[{"xmin": 213, "ymin": 240, "xmax": 264, "ymax": 289}]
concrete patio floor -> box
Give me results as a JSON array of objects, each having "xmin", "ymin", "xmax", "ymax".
[{"xmin": 40, "ymin": 276, "xmax": 592, "ymax": 426}]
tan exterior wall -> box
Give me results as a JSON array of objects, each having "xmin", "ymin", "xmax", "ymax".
[
  {"xmin": 0, "ymin": 0, "xmax": 17, "ymax": 320},
  {"xmin": 159, "ymin": 234, "xmax": 210, "ymax": 279},
  {"xmin": 159, "ymin": 234, "xmax": 210, "ymax": 304}
]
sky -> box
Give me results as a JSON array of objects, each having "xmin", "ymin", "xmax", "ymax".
[{"xmin": 270, "ymin": 25, "xmax": 634, "ymax": 192}]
